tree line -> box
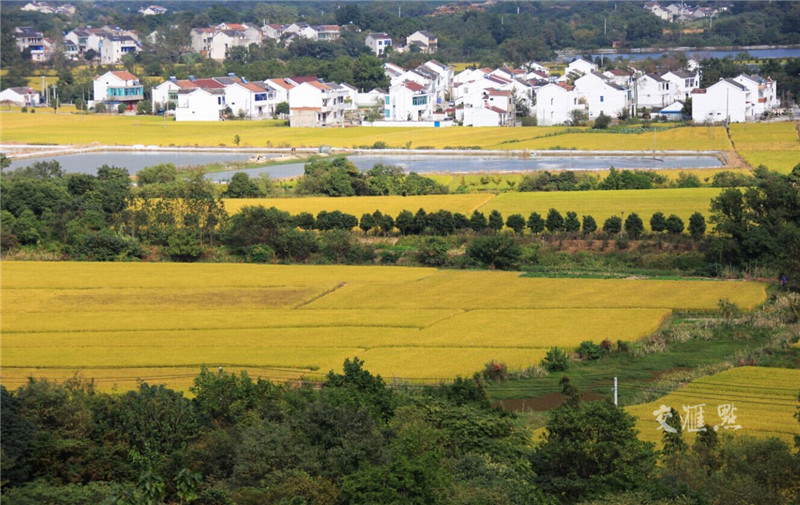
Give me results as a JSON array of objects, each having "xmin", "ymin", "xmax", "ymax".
[{"xmin": 2, "ymin": 360, "xmax": 799, "ymax": 505}]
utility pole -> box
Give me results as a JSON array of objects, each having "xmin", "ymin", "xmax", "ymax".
[{"xmin": 613, "ymin": 376, "xmax": 618, "ymax": 406}]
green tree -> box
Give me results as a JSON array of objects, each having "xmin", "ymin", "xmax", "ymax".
[
  {"xmin": 624, "ymin": 212, "xmax": 644, "ymax": 239},
  {"xmin": 564, "ymin": 211, "xmax": 580, "ymax": 233},
  {"xmin": 359, "ymin": 212, "xmax": 376, "ymax": 234},
  {"xmin": 137, "ymin": 163, "xmax": 177, "ymax": 186},
  {"xmin": 533, "ymin": 399, "xmax": 657, "ymax": 503},
  {"xmin": 469, "ymin": 210, "xmax": 488, "ymax": 232},
  {"xmin": 527, "ymin": 212, "xmax": 545, "ymax": 234},
  {"xmin": 541, "ymin": 347, "xmax": 569, "ymax": 372},
  {"xmin": 650, "ymin": 212, "xmax": 667, "ymax": 233},
  {"xmin": 582, "ymin": 215, "xmax": 597, "ymax": 235},
  {"xmin": 688, "ymin": 212, "xmax": 706, "ymax": 238},
  {"xmin": 224, "ymin": 172, "xmax": 264, "ymax": 198},
  {"xmin": 487, "ymin": 209, "xmax": 504, "ymax": 232},
  {"xmin": 545, "ymin": 208, "xmax": 564, "ymax": 232},
  {"xmin": 505, "ymin": 214, "xmax": 526, "ymax": 235},
  {"xmin": 417, "ymin": 237, "xmax": 449, "ymax": 266},
  {"xmin": 665, "ymin": 214, "xmax": 684, "ymax": 234},
  {"xmin": 603, "ymin": 215, "xmax": 622, "ymax": 235},
  {"xmin": 660, "ymin": 407, "xmax": 687, "ymax": 457},
  {"xmin": 593, "ymin": 112, "xmax": 611, "ymax": 129}
]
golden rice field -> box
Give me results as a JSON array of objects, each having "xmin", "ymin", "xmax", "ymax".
[
  {"xmin": 729, "ymin": 122, "xmax": 800, "ymax": 174},
  {"xmin": 227, "ymin": 187, "xmax": 722, "ymax": 231},
  {"xmin": 627, "ymin": 367, "xmax": 800, "ymax": 446},
  {"xmin": 1, "ymin": 112, "xmax": 732, "ymax": 151},
  {"xmin": 1, "ymin": 262, "xmax": 766, "ymax": 391}
]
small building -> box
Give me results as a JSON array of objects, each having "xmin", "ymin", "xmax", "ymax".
[
  {"xmin": 100, "ymin": 35, "xmax": 139, "ymax": 64},
  {"xmin": 14, "ymin": 26, "xmax": 47, "ymax": 62},
  {"xmin": 405, "ymin": 31, "xmax": 438, "ymax": 53},
  {"xmin": 288, "ymin": 80, "xmax": 349, "ymax": 127},
  {"xmin": 463, "ymin": 105, "xmax": 512, "ymax": 127},
  {"xmin": 574, "ymin": 72, "xmax": 631, "ymax": 119},
  {"xmin": 387, "ymin": 80, "xmax": 432, "ymax": 121},
  {"xmin": 138, "ymin": 5, "xmax": 167, "ymax": 15},
  {"xmin": 0, "ymin": 86, "xmax": 41, "ymax": 107},
  {"xmin": 657, "ymin": 100, "xmax": 684, "ymax": 121},
  {"xmin": 365, "ymin": 33, "xmax": 392, "ymax": 56},
  {"xmin": 175, "ymin": 88, "xmax": 226, "ymax": 121},
  {"xmin": 93, "ymin": 70, "xmax": 143, "ymax": 111},
  {"xmin": 635, "ymin": 73, "xmax": 671, "ymax": 109},
  {"xmin": 691, "ymin": 78, "xmax": 748, "ymax": 123},
  {"xmin": 535, "ymin": 83, "xmax": 581, "ymax": 126},
  {"xmin": 661, "ymin": 69, "xmax": 700, "ymax": 101}
]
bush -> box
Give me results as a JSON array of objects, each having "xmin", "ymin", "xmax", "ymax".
[
  {"xmin": 465, "ymin": 235, "xmax": 521, "ymax": 270},
  {"xmin": 564, "ymin": 211, "xmax": 580, "ymax": 233},
  {"xmin": 582, "ymin": 215, "xmax": 597, "ymax": 235},
  {"xmin": 482, "ymin": 361, "xmax": 509, "ymax": 382},
  {"xmin": 165, "ymin": 230, "xmax": 203, "ymax": 262},
  {"xmin": 665, "ymin": 214, "xmax": 684, "ymax": 234},
  {"xmin": 650, "ymin": 212, "xmax": 667, "ymax": 233},
  {"xmin": 416, "ymin": 237, "xmax": 449, "ymax": 266},
  {"xmin": 117, "ymin": 104, "xmax": 126, "ymax": 114},
  {"xmin": 542, "ymin": 347, "xmax": 570, "ymax": 372},
  {"xmin": 521, "ymin": 116, "xmax": 538, "ymax": 126},
  {"xmin": 546, "ymin": 208, "xmax": 565, "ymax": 232},
  {"xmin": 527, "ymin": 212, "xmax": 545, "ymax": 234},
  {"xmin": 577, "ymin": 340, "xmax": 603, "ymax": 360},
  {"xmin": 593, "ymin": 112, "xmax": 611, "ymax": 129},
  {"xmin": 95, "ymin": 103, "xmax": 106, "ymax": 113},
  {"xmin": 506, "ymin": 214, "xmax": 526, "ymax": 235},
  {"xmin": 624, "ymin": 212, "xmax": 644, "ymax": 239},
  {"xmin": 688, "ymin": 212, "xmax": 706, "ymax": 238},
  {"xmin": 247, "ymin": 244, "xmax": 274, "ymax": 263}
]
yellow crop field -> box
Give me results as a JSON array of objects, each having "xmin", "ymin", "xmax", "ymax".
[
  {"xmin": 1, "ymin": 111, "xmax": 733, "ymax": 152},
  {"xmin": 479, "ymin": 188, "xmax": 722, "ymax": 228},
  {"xmin": 729, "ymin": 122, "xmax": 800, "ymax": 174},
  {"xmin": 224, "ymin": 193, "xmax": 495, "ymax": 217},
  {"xmin": 225, "ymin": 188, "xmax": 719, "ymax": 230},
  {"xmin": 627, "ymin": 367, "xmax": 800, "ymax": 445},
  {"xmin": 1, "ymin": 262, "xmax": 766, "ymax": 391}
]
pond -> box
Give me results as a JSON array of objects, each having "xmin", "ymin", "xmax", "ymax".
[
  {"xmin": 587, "ymin": 47, "xmax": 800, "ymax": 62},
  {"xmin": 7, "ymin": 151, "xmax": 723, "ymax": 180}
]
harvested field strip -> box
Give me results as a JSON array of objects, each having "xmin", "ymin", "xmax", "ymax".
[
  {"xmin": 480, "ymin": 188, "xmax": 723, "ymax": 229},
  {"xmin": 223, "ymin": 193, "xmax": 496, "ymax": 218},
  {"xmin": 729, "ymin": 122, "xmax": 800, "ymax": 174},
  {"xmin": 0, "ymin": 262, "xmax": 767, "ymax": 390},
  {"xmin": 627, "ymin": 366, "xmax": 800, "ymax": 445}
]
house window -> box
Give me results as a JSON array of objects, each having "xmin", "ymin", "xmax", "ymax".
[
  {"xmin": 412, "ymin": 95, "xmax": 428, "ymax": 106},
  {"xmin": 550, "ymin": 98, "xmax": 554, "ymax": 106},
  {"xmin": 218, "ymin": 97, "xmax": 223, "ymax": 105},
  {"xmin": 385, "ymin": 109, "xmax": 390, "ymax": 118},
  {"xmin": 385, "ymin": 96, "xmax": 390, "ymax": 105},
  {"xmin": 255, "ymin": 93, "xmax": 267, "ymax": 101},
  {"xmin": 600, "ymin": 96, "xmax": 604, "ymax": 102}
]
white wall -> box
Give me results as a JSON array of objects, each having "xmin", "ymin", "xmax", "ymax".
[
  {"xmin": 691, "ymin": 82, "xmax": 747, "ymax": 123},
  {"xmin": 535, "ymin": 84, "xmax": 580, "ymax": 126},
  {"xmin": 176, "ymin": 90, "xmax": 224, "ymax": 121}
]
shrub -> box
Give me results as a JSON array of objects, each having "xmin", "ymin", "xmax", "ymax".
[
  {"xmin": 582, "ymin": 215, "xmax": 597, "ymax": 235},
  {"xmin": 593, "ymin": 112, "xmax": 611, "ymax": 129},
  {"xmin": 416, "ymin": 237, "xmax": 449, "ymax": 266},
  {"xmin": 521, "ymin": 116, "xmax": 538, "ymax": 126},
  {"xmin": 546, "ymin": 208, "xmax": 565, "ymax": 232},
  {"xmin": 527, "ymin": 212, "xmax": 545, "ymax": 234},
  {"xmin": 577, "ymin": 341, "xmax": 603, "ymax": 360},
  {"xmin": 117, "ymin": 104, "xmax": 126, "ymax": 114},
  {"xmin": 665, "ymin": 214, "xmax": 684, "ymax": 234},
  {"xmin": 624, "ymin": 212, "xmax": 644, "ymax": 239},
  {"xmin": 482, "ymin": 361, "xmax": 509, "ymax": 382},
  {"xmin": 465, "ymin": 235, "xmax": 521, "ymax": 270},
  {"xmin": 564, "ymin": 211, "xmax": 580, "ymax": 233},
  {"xmin": 688, "ymin": 212, "xmax": 706, "ymax": 238},
  {"xmin": 650, "ymin": 212, "xmax": 667, "ymax": 233},
  {"xmin": 95, "ymin": 103, "xmax": 106, "ymax": 113},
  {"xmin": 247, "ymin": 244, "xmax": 274, "ymax": 263},
  {"xmin": 542, "ymin": 347, "xmax": 570, "ymax": 372},
  {"xmin": 506, "ymin": 214, "xmax": 526, "ymax": 235}
]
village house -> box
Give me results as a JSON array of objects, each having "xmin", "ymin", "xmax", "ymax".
[
  {"xmin": 635, "ymin": 73, "xmax": 671, "ymax": 110},
  {"xmin": 224, "ymin": 80, "xmax": 273, "ymax": 119},
  {"xmin": 138, "ymin": 5, "xmax": 167, "ymax": 15},
  {"xmin": 463, "ymin": 88, "xmax": 514, "ymax": 126},
  {"xmin": 100, "ymin": 35, "xmax": 139, "ymax": 64},
  {"xmin": 14, "ymin": 27, "xmax": 47, "ymax": 62},
  {"xmin": 732, "ymin": 74, "xmax": 779, "ymax": 118},
  {"xmin": 535, "ymin": 83, "xmax": 582, "ymax": 126},
  {"xmin": 559, "ymin": 57, "xmax": 598, "ymax": 82},
  {"xmin": 190, "ymin": 23, "xmax": 261, "ymax": 61},
  {"xmin": 365, "ymin": 33, "xmax": 392, "ymax": 56},
  {"xmin": 262, "ymin": 24, "xmax": 286, "ymax": 40},
  {"xmin": 403, "ymin": 31, "xmax": 438, "ymax": 53},
  {"xmin": 21, "ymin": 1, "xmax": 74, "ymax": 15},
  {"xmin": 603, "ymin": 69, "xmax": 633, "ymax": 87},
  {"xmin": 574, "ymin": 71, "xmax": 631, "ymax": 119},
  {"xmin": 661, "ymin": 69, "xmax": 700, "ymax": 101},
  {"xmin": 386, "ymin": 80, "xmax": 432, "ymax": 121},
  {"xmin": 175, "ymin": 88, "xmax": 226, "ymax": 121},
  {"xmin": 93, "ymin": 70, "xmax": 143, "ymax": 112},
  {"xmin": 356, "ymin": 88, "xmax": 388, "ymax": 108},
  {"xmin": 691, "ymin": 78, "xmax": 748, "ymax": 123},
  {"xmin": 151, "ymin": 78, "xmax": 196, "ymax": 113},
  {"xmin": 288, "ymin": 80, "xmax": 349, "ymax": 127},
  {"xmin": 0, "ymin": 87, "xmax": 41, "ymax": 107}
]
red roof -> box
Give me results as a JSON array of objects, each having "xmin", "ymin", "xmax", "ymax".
[
  {"xmin": 111, "ymin": 70, "xmax": 138, "ymax": 80},
  {"xmin": 192, "ymin": 78, "xmax": 225, "ymax": 89},
  {"xmin": 487, "ymin": 106, "xmax": 507, "ymax": 114},
  {"xmin": 267, "ymin": 78, "xmax": 295, "ymax": 90},
  {"xmin": 290, "ymin": 76, "xmax": 321, "ymax": 84},
  {"xmin": 558, "ymin": 83, "xmax": 575, "ymax": 91},
  {"xmin": 691, "ymin": 88, "xmax": 707, "ymax": 94},
  {"xmin": 403, "ymin": 80, "xmax": 425, "ymax": 92},
  {"xmin": 175, "ymin": 80, "xmax": 197, "ymax": 89}
]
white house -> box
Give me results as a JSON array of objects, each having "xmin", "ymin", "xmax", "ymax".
[
  {"xmin": 603, "ymin": 68, "xmax": 633, "ymax": 87},
  {"xmin": 404, "ymin": 31, "xmax": 437, "ymax": 53},
  {"xmin": 175, "ymin": 88, "xmax": 226, "ymax": 121},
  {"xmin": 356, "ymin": 88, "xmax": 388, "ymax": 108},
  {"xmin": 288, "ymin": 80, "xmax": 349, "ymax": 127},
  {"xmin": 453, "ymin": 67, "xmax": 488, "ymax": 87},
  {"xmin": 644, "ymin": 2, "xmax": 671, "ymax": 21},
  {"xmin": 365, "ymin": 33, "xmax": 392, "ymax": 56},
  {"xmin": 574, "ymin": 72, "xmax": 631, "ymax": 119},
  {"xmin": 99, "ymin": 35, "xmax": 139, "ymax": 64},
  {"xmin": 564, "ymin": 57, "xmax": 598, "ymax": 79},
  {"xmin": 635, "ymin": 73, "xmax": 671, "ymax": 109},
  {"xmin": 190, "ymin": 24, "xmax": 259, "ymax": 61},
  {"xmin": 0, "ymin": 87, "xmax": 41, "ymax": 106},
  {"xmin": 14, "ymin": 27, "xmax": 47, "ymax": 62},
  {"xmin": 464, "ymin": 105, "xmax": 512, "ymax": 127},
  {"xmin": 225, "ymin": 81, "xmax": 272, "ymax": 119},
  {"xmin": 139, "ymin": 5, "xmax": 167, "ymax": 15},
  {"xmin": 93, "ymin": 70, "xmax": 143, "ymax": 111},
  {"xmin": 151, "ymin": 78, "xmax": 196, "ymax": 113},
  {"xmin": 657, "ymin": 100, "xmax": 684, "ymax": 121},
  {"xmin": 535, "ymin": 83, "xmax": 581, "ymax": 126},
  {"xmin": 383, "ymin": 62, "xmax": 406, "ymax": 81},
  {"xmin": 691, "ymin": 78, "xmax": 748, "ymax": 123},
  {"xmin": 732, "ymin": 74, "xmax": 779, "ymax": 118},
  {"xmin": 263, "ymin": 24, "xmax": 286, "ymax": 40},
  {"xmin": 264, "ymin": 78, "xmax": 295, "ymax": 108},
  {"xmin": 661, "ymin": 69, "xmax": 700, "ymax": 101},
  {"xmin": 387, "ymin": 80, "xmax": 432, "ymax": 121}
]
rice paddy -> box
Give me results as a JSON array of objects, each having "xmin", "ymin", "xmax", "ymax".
[
  {"xmin": 1, "ymin": 262, "xmax": 766, "ymax": 391},
  {"xmin": 729, "ymin": 122, "xmax": 800, "ymax": 174},
  {"xmin": 1, "ymin": 112, "xmax": 732, "ymax": 151},
  {"xmin": 227, "ymin": 187, "xmax": 722, "ymax": 231},
  {"xmin": 627, "ymin": 366, "xmax": 800, "ymax": 445}
]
